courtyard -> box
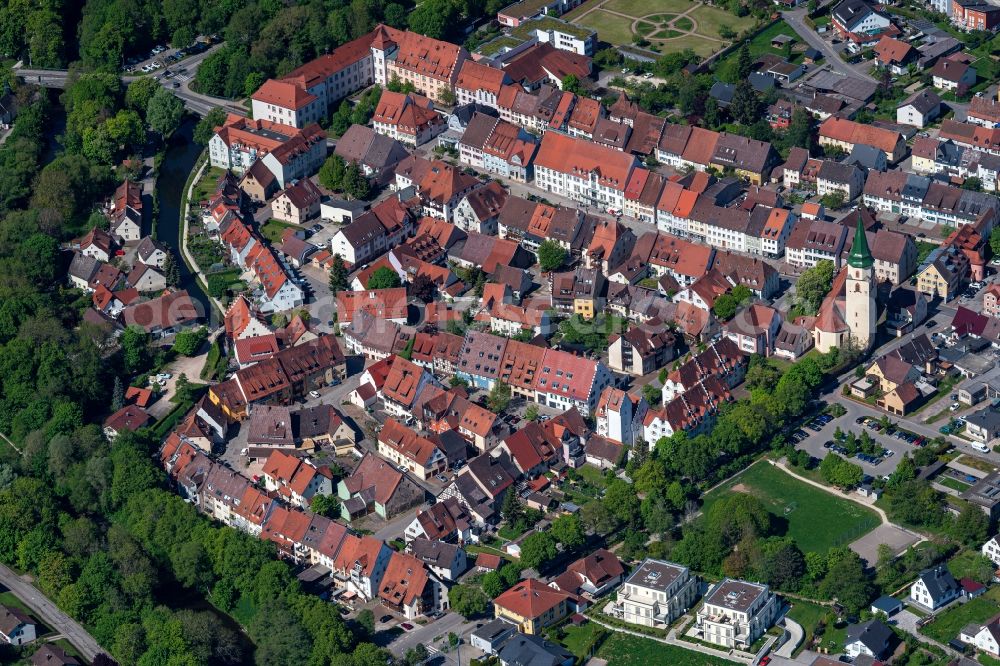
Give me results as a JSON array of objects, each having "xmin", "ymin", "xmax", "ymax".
[{"xmin": 563, "ymin": 0, "xmax": 756, "ymax": 56}]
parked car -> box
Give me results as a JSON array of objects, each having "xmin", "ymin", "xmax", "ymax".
[{"xmin": 309, "ymin": 390, "xmax": 321, "ymax": 399}]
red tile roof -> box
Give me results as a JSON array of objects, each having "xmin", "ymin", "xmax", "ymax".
[
  {"xmin": 336, "ymin": 288, "xmax": 408, "ymax": 325},
  {"xmin": 534, "ymin": 132, "xmax": 636, "ymax": 192},
  {"xmin": 494, "ymin": 579, "xmax": 576, "ymax": 619},
  {"xmin": 252, "ymin": 79, "xmax": 317, "ymax": 110}
]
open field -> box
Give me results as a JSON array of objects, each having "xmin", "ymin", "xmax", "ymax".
[
  {"xmin": 702, "ymin": 461, "xmax": 879, "ymax": 554},
  {"xmin": 603, "ymin": 0, "xmax": 693, "ymax": 14},
  {"xmin": 575, "ymin": 10, "xmax": 636, "ymax": 47}
]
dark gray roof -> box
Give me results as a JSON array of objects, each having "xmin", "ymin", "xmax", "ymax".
[
  {"xmin": 68, "ymin": 253, "xmax": 99, "ymax": 282},
  {"xmin": 917, "ymin": 565, "xmax": 960, "ymax": 602},
  {"xmin": 818, "ymin": 160, "xmax": 862, "ymax": 184},
  {"xmin": 965, "ymin": 406, "xmax": 1000, "ymax": 433},
  {"xmin": 833, "ymin": 0, "xmax": 877, "ymax": 31},
  {"xmin": 497, "ymin": 633, "xmax": 574, "ymax": 666},
  {"xmin": 471, "ymin": 618, "xmax": 517, "ymax": 643},
  {"xmin": 899, "ymin": 89, "xmax": 941, "ymax": 115},
  {"xmin": 871, "ymin": 595, "xmax": 902, "ymax": 613},
  {"xmin": 846, "ymin": 144, "xmax": 887, "ymax": 171},
  {"xmin": 709, "ymin": 82, "xmax": 735, "ymax": 107},
  {"xmin": 846, "ymin": 619, "xmax": 893, "ymax": 658},
  {"xmin": 748, "ymin": 72, "xmax": 776, "ymax": 92},
  {"xmin": 136, "ymin": 236, "xmax": 169, "ymax": 262},
  {"xmin": 408, "ymin": 537, "xmax": 461, "ymax": 568},
  {"xmin": 450, "ymin": 103, "xmax": 498, "ymax": 127},
  {"xmin": 365, "ymin": 133, "xmax": 410, "ymax": 170}
]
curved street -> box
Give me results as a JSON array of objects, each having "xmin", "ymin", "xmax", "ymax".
[{"xmin": 0, "ymin": 563, "xmax": 105, "ymax": 661}]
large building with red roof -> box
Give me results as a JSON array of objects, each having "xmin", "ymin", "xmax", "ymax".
[
  {"xmin": 533, "ymin": 131, "xmax": 639, "ymax": 211},
  {"xmin": 208, "ymin": 114, "xmax": 326, "ymax": 189}
]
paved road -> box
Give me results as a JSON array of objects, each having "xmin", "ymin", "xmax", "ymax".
[
  {"xmin": 0, "ymin": 563, "xmax": 105, "ymax": 661},
  {"xmin": 783, "ymin": 8, "xmax": 876, "ymax": 83}
]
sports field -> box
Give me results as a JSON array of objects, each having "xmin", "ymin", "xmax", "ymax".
[
  {"xmin": 565, "ymin": 0, "xmax": 756, "ymax": 56},
  {"xmin": 701, "ymin": 461, "xmax": 880, "ymax": 554}
]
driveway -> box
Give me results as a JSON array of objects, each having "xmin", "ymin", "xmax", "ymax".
[{"xmin": 774, "ymin": 616, "xmax": 804, "ymax": 658}]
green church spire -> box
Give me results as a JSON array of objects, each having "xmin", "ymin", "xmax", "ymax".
[{"xmin": 848, "ymin": 213, "xmax": 873, "ymax": 270}]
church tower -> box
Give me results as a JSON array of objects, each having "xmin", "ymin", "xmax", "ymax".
[{"xmin": 845, "ymin": 216, "xmax": 876, "ymax": 350}]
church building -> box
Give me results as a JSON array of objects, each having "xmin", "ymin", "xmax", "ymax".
[{"xmin": 811, "ymin": 217, "xmax": 877, "ymax": 353}]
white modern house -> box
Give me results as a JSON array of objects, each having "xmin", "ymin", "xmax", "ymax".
[
  {"xmin": 693, "ymin": 579, "xmax": 779, "ymax": 649},
  {"xmin": 614, "ymin": 559, "xmax": 698, "ymax": 629}
]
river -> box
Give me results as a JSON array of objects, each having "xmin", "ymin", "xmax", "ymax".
[{"xmin": 154, "ymin": 118, "xmax": 212, "ymax": 318}]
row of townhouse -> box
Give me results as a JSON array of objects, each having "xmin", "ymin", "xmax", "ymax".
[
  {"xmin": 219, "ymin": 216, "xmax": 306, "ymax": 312},
  {"xmin": 911, "ymin": 136, "xmax": 1000, "ymax": 192},
  {"xmin": 207, "ymin": 334, "xmax": 346, "ymax": 421},
  {"xmin": 161, "ymin": 434, "xmax": 451, "ymax": 619},
  {"xmin": 454, "ymin": 330, "xmax": 614, "ymax": 414},
  {"xmin": 863, "ymin": 169, "xmax": 999, "ymax": 228},
  {"xmin": 655, "ymin": 125, "xmax": 779, "ymax": 185}
]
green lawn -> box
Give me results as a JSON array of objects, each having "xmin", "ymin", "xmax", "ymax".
[
  {"xmin": 786, "ymin": 600, "xmax": 831, "ymax": 654},
  {"xmin": 468, "ymin": 544, "xmax": 514, "ymax": 560},
  {"xmin": 576, "ymin": 464, "xmax": 610, "ymax": 488},
  {"xmin": 949, "ymin": 549, "xmax": 992, "ymax": 581},
  {"xmin": 595, "ymin": 632, "xmax": 733, "ymax": 666},
  {"xmin": 192, "ymin": 166, "xmax": 226, "ymax": 204},
  {"xmin": 921, "ymin": 587, "xmax": 1000, "ymax": 644},
  {"xmin": 260, "ymin": 219, "xmax": 300, "ymax": 244},
  {"xmin": 702, "ymin": 461, "xmax": 880, "ymax": 554},
  {"xmin": 714, "ymin": 20, "xmax": 801, "ymax": 82},
  {"xmin": 688, "ymin": 4, "xmax": 755, "ymax": 38},
  {"xmin": 935, "ymin": 476, "xmax": 971, "ymax": 492},
  {"xmin": 559, "ymin": 622, "xmax": 607, "ymax": 659},
  {"xmin": 653, "ymin": 33, "xmax": 719, "ymax": 55},
  {"xmin": 602, "ymin": 0, "xmax": 694, "ymax": 15},
  {"xmin": 575, "ymin": 10, "xmax": 637, "ymax": 46},
  {"xmin": 675, "ymin": 15, "xmax": 694, "ymax": 30}
]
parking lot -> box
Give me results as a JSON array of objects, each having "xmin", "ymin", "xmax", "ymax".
[
  {"xmin": 793, "ymin": 411, "xmax": 925, "ymax": 478},
  {"xmin": 124, "ymin": 38, "xmax": 215, "ymax": 75}
]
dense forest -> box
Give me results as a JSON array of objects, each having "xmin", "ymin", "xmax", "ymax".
[{"xmin": 0, "ymin": 0, "xmax": 504, "ymax": 98}]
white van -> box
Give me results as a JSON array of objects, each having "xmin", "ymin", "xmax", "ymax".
[{"xmin": 971, "ymin": 442, "xmax": 991, "ymax": 454}]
